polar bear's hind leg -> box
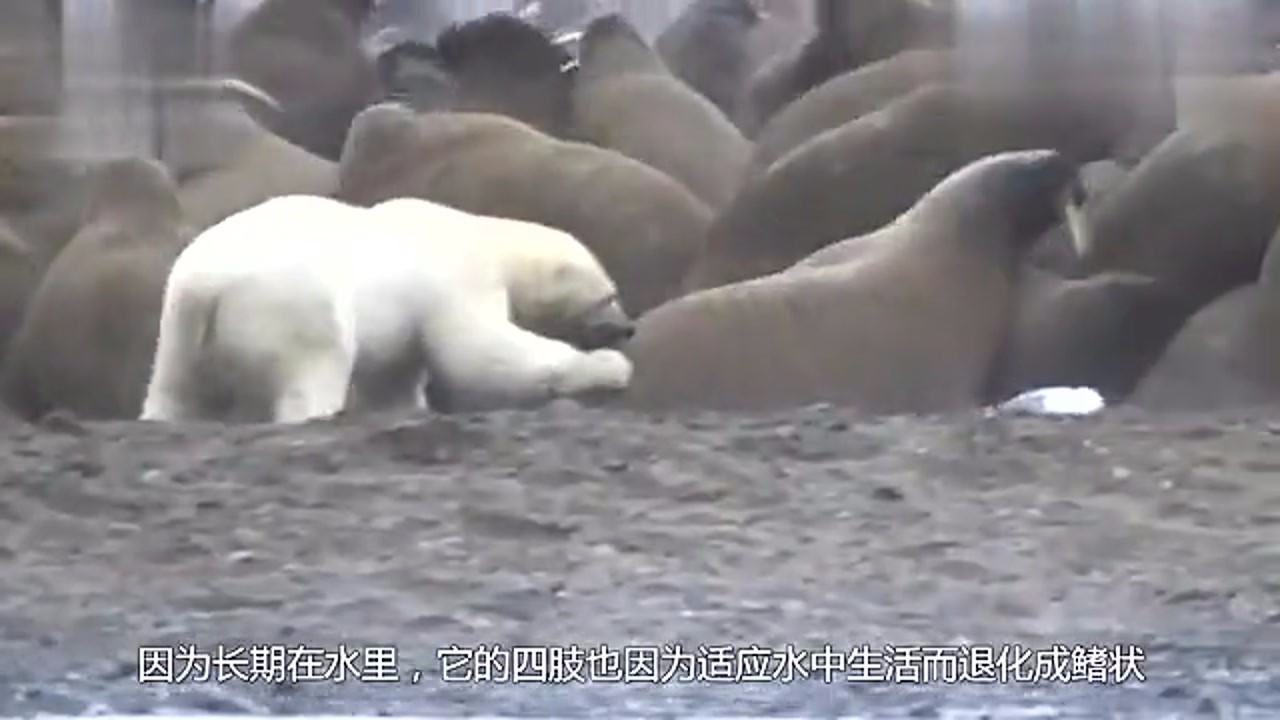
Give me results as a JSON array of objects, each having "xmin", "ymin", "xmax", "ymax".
[
  {"xmin": 212, "ymin": 276, "xmax": 357, "ymax": 425},
  {"xmin": 141, "ymin": 277, "xmax": 224, "ymax": 421},
  {"xmin": 272, "ymin": 350, "xmax": 356, "ymax": 423}
]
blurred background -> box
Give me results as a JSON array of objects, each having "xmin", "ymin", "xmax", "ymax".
[{"xmin": 1, "ymin": 0, "xmax": 1278, "ymax": 164}]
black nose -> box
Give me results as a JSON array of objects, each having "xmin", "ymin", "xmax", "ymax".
[{"xmin": 582, "ymin": 320, "xmax": 634, "ymax": 349}]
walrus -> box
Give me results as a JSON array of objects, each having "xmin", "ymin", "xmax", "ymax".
[
  {"xmin": 226, "ymin": 0, "xmax": 378, "ymax": 160},
  {"xmin": 1027, "ymin": 159, "xmax": 1132, "ymax": 277},
  {"xmin": 570, "ymin": 14, "xmax": 751, "ymax": 210},
  {"xmin": 1128, "ymin": 210, "xmax": 1280, "ymax": 410},
  {"xmin": 747, "ymin": 0, "xmax": 1181, "ymax": 179},
  {"xmin": 370, "ymin": 33, "xmax": 457, "ymax": 113},
  {"xmin": 981, "ymin": 269, "xmax": 1196, "ymax": 406},
  {"xmin": 163, "ymin": 92, "xmax": 336, "ymax": 233},
  {"xmin": 1075, "ymin": 123, "xmax": 1280, "ymax": 314},
  {"xmin": 654, "ymin": 0, "xmax": 769, "ymax": 121},
  {"xmin": 1124, "ymin": 286, "xmax": 1274, "ymax": 411},
  {"xmin": 748, "ymin": 47, "xmax": 957, "ymax": 176},
  {"xmin": 737, "ymin": 0, "xmax": 953, "ymax": 136},
  {"xmin": 336, "ymin": 104, "xmax": 713, "ymax": 316},
  {"xmin": 429, "ymin": 12, "xmax": 577, "ymax": 136},
  {"xmin": 624, "ymin": 149, "xmax": 1084, "ymax": 414},
  {"xmin": 1, "ymin": 157, "xmax": 195, "ymax": 421},
  {"xmin": 787, "ymin": 165, "xmax": 1190, "ymax": 404},
  {"xmin": 685, "ymin": 79, "xmax": 1128, "ymax": 291}
]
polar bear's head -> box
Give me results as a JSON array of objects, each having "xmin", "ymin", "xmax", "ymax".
[{"xmin": 503, "ymin": 223, "xmax": 635, "ymax": 350}]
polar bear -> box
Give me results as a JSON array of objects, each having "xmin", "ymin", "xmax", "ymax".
[{"xmin": 139, "ymin": 195, "xmax": 635, "ymax": 424}]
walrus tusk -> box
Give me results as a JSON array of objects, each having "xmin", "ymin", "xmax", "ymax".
[
  {"xmin": 1060, "ymin": 182, "xmax": 1093, "ymax": 259},
  {"xmin": 63, "ymin": 76, "xmax": 282, "ymax": 114},
  {"xmin": 552, "ymin": 30, "xmax": 583, "ymax": 46},
  {"xmin": 553, "ymin": 29, "xmax": 583, "ymax": 72},
  {"xmin": 170, "ymin": 78, "xmax": 282, "ymax": 114}
]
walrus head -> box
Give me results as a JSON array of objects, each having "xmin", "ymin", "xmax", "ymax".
[
  {"xmin": 372, "ymin": 35, "xmax": 458, "ymax": 112},
  {"xmin": 914, "ymin": 149, "xmax": 1087, "ymax": 261},
  {"xmin": 434, "ymin": 12, "xmax": 575, "ymax": 134},
  {"xmin": 577, "ymin": 14, "xmax": 669, "ymax": 81},
  {"xmin": 86, "ymin": 157, "xmax": 183, "ymax": 227}
]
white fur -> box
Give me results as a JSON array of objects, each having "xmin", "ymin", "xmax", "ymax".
[{"xmin": 140, "ymin": 195, "xmax": 632, "ymax": 424}]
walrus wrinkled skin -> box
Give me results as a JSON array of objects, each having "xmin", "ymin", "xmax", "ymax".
[
  {"xmin": 625, "ymin": 150, "xmax": 1082, "ymax": 414},
  {"xmin": 2, "ymin": 158, "xmax": 194, "ymax": 421},
  {"xmin": 571, "ymin": 14, "xmax": 751, "ymax": 210},
  {"xmin": 654, "ymin": 0, "xmax": 768, "ymax": 122},
  {"xmin": 685, "ymin": 80, "xmax": 1125, "ymax": 291},
  {"xmin": 336, "ymin": 104, "xmax": 712, "ymax": 317}
]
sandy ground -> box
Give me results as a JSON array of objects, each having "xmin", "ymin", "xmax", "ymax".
[{"xmin": 0, "ymin": 404, "xmax": 1276, "ymax": 717}]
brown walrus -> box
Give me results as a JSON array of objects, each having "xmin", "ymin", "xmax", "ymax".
[
  {"xmin": 428, "ymin": 12, "xmax": 577, "ymax": 136},
  {"xmin": 1075, "ymin": 125, "xmax": 1280, "ymax": 314},
  {"xmin": 624, "ymin": 149, "xmax": 1083, "ymax": 414},
  {"xmin": 738, "ymin": 0, "xmax": 953, "ymax": 136},
  {"xmin": 570, "ymin": 14, "xmax": 751, "ymax": 210},
  {"xmin": 654, "ymin": 0, "xmax": 806, "ymax": 126},
  {"xmin": 788, "ymin": 161, "xmax": 1190, "ymax": 405},
  {"xmin": 336, "ymin": 104, "xmax": 712, "ymax": 317},
  {"xmin": 981, "ymin": 269, "xmax": 1195, "ymax": 406},
  {"xmin": 1, "ymin": 157, "xmax": 194, "ymax": 421},
  {"xmin": 1130, "ymin": 224, "xmax": 1280, "ymax": 411},
  {"xmin": 748, "ymin": 47, "xmax": 956, "ymax": 176},
  {"xmin": 225, "ymin": 0, "xmax": 378, "ymax": 160},
  {"xmin": 167, "ymin": 100, "xmax": 337, "ymax": 233},
  {"xmin": 1074, "ymin": 72, "xmax": 1280, "ymax": 310},
  {"xmin": 685, "ymin": 79, "xmax": 1128, "ymax": 291}
]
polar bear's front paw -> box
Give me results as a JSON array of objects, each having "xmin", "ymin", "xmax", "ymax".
[{"xmin": 553, "ymin": 349, "xmax": 633, "ymax": 399}]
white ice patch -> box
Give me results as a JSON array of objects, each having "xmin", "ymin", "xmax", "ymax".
[{"xmin": 993, "ymin": 386, "xmax": 1106, "ymax": 417}]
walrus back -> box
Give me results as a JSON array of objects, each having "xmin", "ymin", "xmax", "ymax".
[{"xmin": 340, "ymin": 112, "xmax": 712, "ymax": 315}]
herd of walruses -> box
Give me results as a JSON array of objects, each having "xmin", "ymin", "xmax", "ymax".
[{"xmin": 2, "ymin": 0, "xmax": 1280, "ymax": 423}]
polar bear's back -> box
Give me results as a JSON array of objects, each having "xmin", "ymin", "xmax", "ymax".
[
  {"xmin": 168, "ymin": 195, "xmax": 368, "ymax": 293},
  {"xmin": 365, "ymin": 197, "xmax": 608, "ymax": 292}
]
